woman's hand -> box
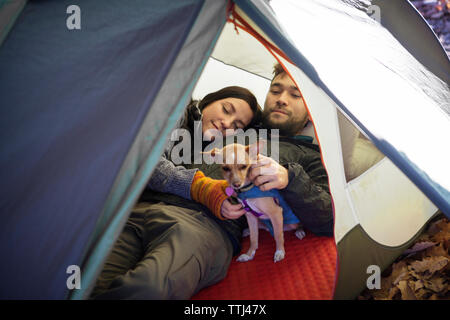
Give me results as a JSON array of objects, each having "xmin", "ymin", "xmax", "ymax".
[
  {"xmin": 248, "ymin": 154, "xmax": 289, "ymax": 191},
  {"xmin": 220, "ymin": 197, "xmax": 246, "ymax": 219}
]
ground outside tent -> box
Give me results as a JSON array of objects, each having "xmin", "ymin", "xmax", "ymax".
[{"xmin": 358, "ymin": 214, "xmax": 450, "ymax": 300}]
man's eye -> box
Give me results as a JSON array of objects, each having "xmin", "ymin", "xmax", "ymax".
[
  {"xmin": 292, "ymin": 94, "xmax": 302, "ymax": 98},
  {"xmin": 270, "ymin": 90, "xmax": 280, "ymax": 95}
]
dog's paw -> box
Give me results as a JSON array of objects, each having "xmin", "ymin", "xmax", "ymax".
[
  {"xmin": 295, "ymin": 229, "xmax": 306, "ymax": 240},
  {"xmin": 274, "ymin": 249, "xmax": 285, "ymax": 262},
  {"xmin": 237, "ymin": 253, "xmax": 254, "ymax": 262}
]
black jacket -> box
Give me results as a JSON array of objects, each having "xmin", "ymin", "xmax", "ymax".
[{"xmin": 277, "ymin": 137, "xmax": 333, "ymax": 237}]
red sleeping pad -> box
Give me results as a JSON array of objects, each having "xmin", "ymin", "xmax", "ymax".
[{"xmin": 192, "ymin": 229, "xmax": 337, "ymax": 300}]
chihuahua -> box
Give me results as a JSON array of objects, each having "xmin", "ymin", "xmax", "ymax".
[{"xmin": 203, "ymin": 142, "xmax": 305, "ymax": 263}]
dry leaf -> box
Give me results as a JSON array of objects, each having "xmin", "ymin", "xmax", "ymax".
[
  {"xmin": 389, "ymin": 261, "xmax": 408, "ymax": 282},
  {"xmin": 434, "ymin": 218, "xmax": 449, "ymax": 231},
  {"xmin": 413, "ymin": 280, "xmax": 424, "ymax": 291},
  {"xmin": 408, "ymin": 266, "xmax": 431, "ymax": 281},
  {"xmin": 427, "ymin": 218, "xmax": 450, "ymax": 235},
  {"xmin": 431, "ymin": 231, "xmax": 450, "ymax": 249},
  {"xmin": 397, "ymin": 280, "xmax": 417, "ymax": 300},
  {"xmin": 415, "ymin": 233, "xmax": 432, "ymax": 243},
  {"xmin": 387, "ymin": 286, "xmax": 400, "ymax": 300},
  {"xmin": 403, "ymin": 241, "xmax": 436, "ymax": 256},
  {"xmin": 427, "ymin": 218, "xmax": 444, "ymax": 235},
  {"xmin": 392, "ymin": 270, "xmax": 411, "ymax": 285},
  {"xmin": 423, "ymin": 242, "xmax": 449, "ymax": 259},
  {"xmin": 409, "ymin": 256, "xmax": 449, "ymax": 275},
  {"xmin": 423, "ymin": 276, "xmax": 447, "ymax": 293},
  {"xmin": 415, "ymin": 288, "xmax": 431, "ymax": 300}
]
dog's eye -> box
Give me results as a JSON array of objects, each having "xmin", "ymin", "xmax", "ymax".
[
  {"xmin": 238, "ymin": 165, "xmax": 248, "ymax": 170},
  {"xmin": 222, "ymin": 167, "xmax": 231, "ymax": 172}
]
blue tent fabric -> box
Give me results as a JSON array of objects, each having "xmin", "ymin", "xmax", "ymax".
[
  {"xmin": 0, "ymin": 0, "xmax": 27, "ymax": 46},
  {"xmin": 71, "ymin": 0, "xmax": 227, "ymax": 299},
  {"xmin": 0, "ymin": 0, "xmax": 204, "ymax": 299}
]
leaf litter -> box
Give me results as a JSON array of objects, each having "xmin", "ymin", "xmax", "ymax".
[{"xmin": 358, "ymin": 213, "xmax": 450, "ymax": 300}]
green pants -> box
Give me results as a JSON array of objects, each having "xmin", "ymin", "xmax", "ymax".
[{"xmin": 90, "ymin": 202, "xmax": 233, "ymax": 299}]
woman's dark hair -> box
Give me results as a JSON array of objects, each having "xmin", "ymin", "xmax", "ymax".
[{"xmin": 181, "ymin": 86, "xmax": 262, "ymax": 134}]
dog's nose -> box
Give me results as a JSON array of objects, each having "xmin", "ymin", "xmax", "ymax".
[{"xmin": 233, "ymin": 182, "xmax": 241, "ymax": 188}]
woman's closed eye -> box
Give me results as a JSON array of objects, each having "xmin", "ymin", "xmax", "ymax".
[
  {"xmin": 222, "ymin": 104, "xmax": 230, "ymax": 114},
  {"xmin": 233, "ymin": 120, "xmax": 246, "ymax": 130}
]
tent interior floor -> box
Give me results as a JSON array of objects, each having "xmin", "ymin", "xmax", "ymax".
[{"xmin": 191, "ymin": 230, "xmax": 337, "ymax": 300}]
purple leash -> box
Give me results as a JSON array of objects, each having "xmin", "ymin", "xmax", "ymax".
[{"xmin": 226, "ymin": 186, "xmax": 265, "ymax": 218}]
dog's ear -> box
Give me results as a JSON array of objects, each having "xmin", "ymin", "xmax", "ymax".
[
  {"xmin": 201, "ymin": 147, "xmax": 222, "ymax": 160},
  {"xmin": 246, "ymin": 140, "xmax": 266, "ymax": 160}
]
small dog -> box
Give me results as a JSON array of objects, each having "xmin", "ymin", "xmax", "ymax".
[{"xmin": 203, "ymin": 142, "xmax": 305, "ymax": 263}]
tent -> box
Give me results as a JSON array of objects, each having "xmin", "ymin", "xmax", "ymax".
[{"xmin": 0, "ymin": 0, "xmax": 448, "ymax": 300}]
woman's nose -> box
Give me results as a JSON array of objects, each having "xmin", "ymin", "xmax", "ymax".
[{"xmin": 221, "ymin": 118, "xmax": 232, "ymax": 129}]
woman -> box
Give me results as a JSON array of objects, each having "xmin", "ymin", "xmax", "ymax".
[
  {"xmin": 91, "ymin": 86, "xmax": 262, "ymax": 299},
  {"xmin": 148, "ymin": 86, "xmax": 261, "ymax": 219}
]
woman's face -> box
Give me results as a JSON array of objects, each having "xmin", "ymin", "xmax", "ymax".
[{"xmin": 201, "ymin": 97, "xmax": 254, "ymax": 140}]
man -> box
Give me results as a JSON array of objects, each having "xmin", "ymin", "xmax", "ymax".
[
  {"xmin": 221, "ymin": 63, "xmax": 333, "ymax": 237},
  {"xmin": 91, "ymin": 63, "xmax": 332, "ymax": 300}
]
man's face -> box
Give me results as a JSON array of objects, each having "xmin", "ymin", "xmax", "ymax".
[{"xmin": 263, "ymin": 73, "xmax": 309, "ymax": 136}]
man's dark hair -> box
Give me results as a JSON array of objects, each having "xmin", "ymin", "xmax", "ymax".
[{"xmin": 272, "ymin": 63, "xmax": 286, "ymax": 82}]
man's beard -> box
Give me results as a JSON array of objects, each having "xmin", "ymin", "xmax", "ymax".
[{"xmin": 261, "ymin": 108, "xmax": 307, "ymax": 137}]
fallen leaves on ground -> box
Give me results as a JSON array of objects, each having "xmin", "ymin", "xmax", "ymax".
[{"xmin": 358, "ymin": 214, "xmax": 450, "ymax": 300}]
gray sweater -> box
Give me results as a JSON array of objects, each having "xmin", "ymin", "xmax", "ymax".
[
  {"xmin": 146, "ymin": 146, "xmax": 197, "ymax": 200},
  {"xmin": 146, "ymin": 111, "xmax": 199, "ymax": 200}
]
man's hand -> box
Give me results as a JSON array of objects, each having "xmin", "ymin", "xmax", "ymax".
[
  {"xmin": 220, "ymin": 198, "xmax": 246, "ymax": 219},
  {"xmin": 249, "ymin": 154, "xmax": 289, "ymax": 191}
]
